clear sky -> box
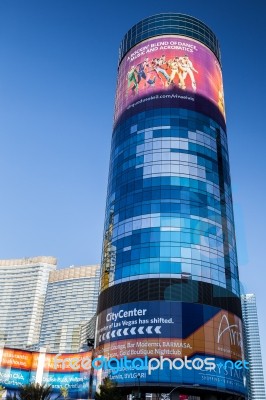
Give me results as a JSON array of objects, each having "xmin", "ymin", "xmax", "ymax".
[{"xmin": 0, "ymin": 0, "xmax": 265, "ymax": 379}]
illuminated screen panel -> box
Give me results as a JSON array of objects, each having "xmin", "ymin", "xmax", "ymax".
[
  {"xmin": 115, "ymin": 35, "xmax": 225, "ymax": 123},
  {"xmin": 95, "ymin": 301, "xmax": 245, "ymax": 394},
  {"xmin": 0, "ymin": 349, "xmax": 92, "ymax": 399}
]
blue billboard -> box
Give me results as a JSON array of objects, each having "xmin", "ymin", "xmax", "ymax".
[{"xmin": 95, "ymin": 301, "xmax": 246, "ymax": 394}]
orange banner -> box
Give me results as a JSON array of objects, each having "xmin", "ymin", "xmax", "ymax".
[{"xmin": 0, "ymin": 348, "xmax": 32, "ymax": 370}]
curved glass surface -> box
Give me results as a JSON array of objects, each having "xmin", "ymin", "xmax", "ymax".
[
  {"xmin": 102, "ymin": 108, "xmax": 239, "ymax": 296},
  {"xmin": 119, "ymin": 13, "xmax": 221, "ymax": 65}
]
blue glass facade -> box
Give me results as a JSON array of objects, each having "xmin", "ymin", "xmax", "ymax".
[
  {"xmin": 95, "ymin": 14, "xmax": 245, "ymax": 399},
  {"xmin": 118, "ymin": 13, "xmax": 221, "ymax": 65},
  {"xmin": 104, "ymin": 108, "xmax": 238, "ymax": 293}
]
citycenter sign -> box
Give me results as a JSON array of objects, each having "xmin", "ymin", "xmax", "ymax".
[{"xmin": 106, "ymin": 308, "xmax": 148, "ymax": 322}]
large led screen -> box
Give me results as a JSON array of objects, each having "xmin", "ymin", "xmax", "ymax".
[
  {"xmin": 95, "ymin": 301, "xmax": 246, "ymax": 395},
  {"xmin": 115, "ymin": 35, "xmax": 225, "ymax": 123}
]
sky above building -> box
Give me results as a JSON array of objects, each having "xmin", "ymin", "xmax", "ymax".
[{"xmin": 0, "ymin": 0, "xmax": 265, "ymax": 379}]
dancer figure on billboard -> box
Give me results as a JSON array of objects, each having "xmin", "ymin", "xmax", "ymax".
[
  {"xmin": 218, "ymin": 84, "xmax": 225, "ymax": 114},
  {"xmin": 137, "ymin": 58, "xmax": 156, "ymax": 87},
  {"xmin": 136, "ymin": 59, "xmax": 147, "ymax": 83},
  {"xmin": 179, "ymin": 55, "xmax": 198, "ymax": 91},
  {"xmin": 168, "ymin": 57, "xmax": 185, "ymax": 88},
  {"xmin": 153, "ymin": 55, "xmax": 170, "ymax": 86},
  {"xmin": 127, "ymin": 65, "xmax": 138, "ymax": 94}
]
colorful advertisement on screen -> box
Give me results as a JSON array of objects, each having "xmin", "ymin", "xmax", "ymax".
[
  {"xmin": 0, "ymin": 349, "xmax": 32, "ymax": 389},
  {"xmin": 115, "ymin": 35, "xmax": 225, "ymax": 123},
  {"xmin": 0, "ymin": 349, "xmax": 92, "ymax": 399},
  {"xmin": 95, "ymin": 301, "xmax": 246, "ymax": 394}
]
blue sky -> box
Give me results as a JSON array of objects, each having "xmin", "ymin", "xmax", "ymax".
[{"xmin": 0, "ymin": 0, "xmax": 265, "ymax": 378}]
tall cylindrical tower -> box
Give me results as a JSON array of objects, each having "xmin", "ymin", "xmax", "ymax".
[{"xmin": 95, "ymin": 14, "xmax": 246, "ymax": 399}]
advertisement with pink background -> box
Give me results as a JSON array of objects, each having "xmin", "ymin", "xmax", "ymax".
[{"xmin": 115, "ymin": 35, "xmax": 225, "ymax": 122}]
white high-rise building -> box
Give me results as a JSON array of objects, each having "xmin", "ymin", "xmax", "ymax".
[
  {"xmin": 0, "ymin": 256, "xmax": 57, "ymax": 349},
  {"xmin": 241, "ymin": 294, "xmax": 266, "ymax": 400},
  {"xmin": 39, "ymin": 265, "xmax": 100, "ymax": 353}
]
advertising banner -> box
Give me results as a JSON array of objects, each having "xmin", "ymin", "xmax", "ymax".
[
  {"xmin": 95, "ymin": 301, "xmax": 246, "ymax": 394},
  {"xmin": 31, "ymin": 351, "xmax": 93, "ymax": 373},
  {"xmin": 29, "ymin": 370, "xmax": 90, "ymax": 399},
  {"xmin": 0, "ymin": 349, "xmax": 32, "ymax": 370},
  {"xmin": 115, "ymin": 35, "xmax": 225, "ymax": 124},
  {"xmin": 0, "ymin": 368, "xmax": 30, "ymax": 390},
  {"xmin": 0, "ymin": 349, "xmax": 92, "ymax": 399},
  {"xmin": 0, "ymin": 349, "xmax": 32, "ymax": 389}
]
